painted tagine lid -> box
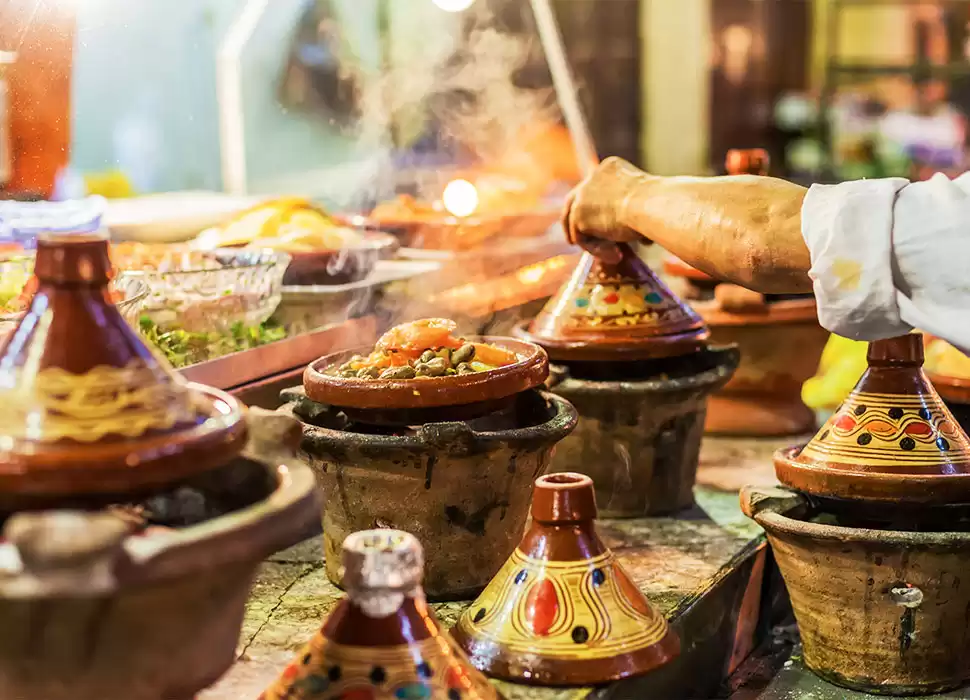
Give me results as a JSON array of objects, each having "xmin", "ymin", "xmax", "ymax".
[
  {"xmin": 452, "ymin": 472, "xmax": 680, "ymax": 686},
  {"xmin": 0, "ymin": 232, "xmax": 247, "ymax": 506},
  {"xmin": 260, "ymin": 529, "xmax": 501, "ymax": 700},
  {"xmin": 775, "ymin": 333, "xmax": 970, "ymax": 504},
  {"xmin": 518, "ymin": 243, "xmax": 709, "ymax": 362}
]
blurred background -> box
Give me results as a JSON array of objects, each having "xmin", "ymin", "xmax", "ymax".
[{"xmin": 3, "ymin": 0, "xmax": 970, "ymax": 202}]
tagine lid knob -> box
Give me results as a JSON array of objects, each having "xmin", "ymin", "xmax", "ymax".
[
  {"xmin": 262, "ymin": 529, "xmax": 501, "ymax": 700},
  {"xmin": 0, "ymin": 232, "xmax": 247, "ymax": 507},
  {"xmin": 776, "ymin": 333, "xmax": 970, "ymax": 504},
  {"xmin": 452, "ymin": 472, "xmax": 680, "ymax": 685},
  {"xmin": 520, "ymin": 244, "xmax": 709, "ymax": 362}
]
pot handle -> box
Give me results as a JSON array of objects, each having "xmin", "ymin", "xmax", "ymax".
[
  {"xmin": 416, "ymin": 421, "xmax": 478, "ymax": 453},
  {"xmin": 245, "ymin": 406, "xmax": 306, "ymax": 466},
  {"xmin": 0, "ymin": 511, "xmax": 130, "ymax": 596},
  {"xmin": 545, "ymin": 364, "xmax": 569, "ymax": 390},
  {"xmin": 714, "ymin": 283, "xmax": 768, "ymax": 314},
  {"xmin": 739, "ymin": 485, "xmax": 808, "ymax": 521}
]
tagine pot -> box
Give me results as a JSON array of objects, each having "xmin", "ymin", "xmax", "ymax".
[
  {"xmin": 453, "ymin": 472, "xmax": 679, "ymax": 685},
  {"xmin": 923, "ymin": 333, "xmax": 970, "ymax": 433},
  {"xmin": 544, "ymin": 346, "xmax": 739, "ymax": 517},
  {"xmin": 516, "ymin": 243, "xmax": 736, "ymax": 516},
  {"xmin": 279, "ymin": 385, "xmax": 578, "ymax": 601},
  {"xmin": 262, "ymin": 529, "xmax": 501, "ymax": 700},
  {"xmin": 742, "ymin": 484, "xmax": 970, "ymax": 695},
  {"xmin": 775, "ymin": 334, "xmax": 970, "ymax": 508},
  {"xmin": 0, "ymin": 409, "xmax": 319, "ymax": 700}
]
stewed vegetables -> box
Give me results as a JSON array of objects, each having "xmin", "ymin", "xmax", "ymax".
[{"xmin": 329, "ymin": 318, "xmax": 518, "ymax": 380}]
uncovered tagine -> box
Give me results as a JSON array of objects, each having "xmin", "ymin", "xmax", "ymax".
[
  {"xmin": 261, "ymin": 529, "xmax": 501, "ymax": 700},
  {"xmin": 453, "ymin": 472, "xmax": 679, "ymax": 685}
]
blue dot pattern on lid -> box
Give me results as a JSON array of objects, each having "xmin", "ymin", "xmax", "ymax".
[
  {"xmin": 0, "ymin": 196, "xmax": 106, "ymax": 249},
  {"xmin": 574, "ymin": 298, "xmax": 589, "ymax": 308},
  {"xmin": 395, "ymin": 683, "xmax": 432, "ymax": 699}
]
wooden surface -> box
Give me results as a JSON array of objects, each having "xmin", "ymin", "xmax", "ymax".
[{"xmin": 201, "ymin": 434, "xmax": 782, "ymax": 700}]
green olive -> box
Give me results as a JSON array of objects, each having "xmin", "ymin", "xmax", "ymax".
[
  {"xmin": 379, "ymin": 365, "xmax": 417, "ymax": 380},
  {"xmin": 456, "ymin": 362, "xmax": 474, "ymax": 375},
  {"xmin": 419, "ymin": 349, "xmax": 436, "ymax": 364},
  {"xmin": 356, "ymin": 367, "xmax": 381, "ymax": 379},
  {"xmin": 452, "ymin": 343, "xmax": 475, "ymax": 365},
  {"xmin": 424, "ymin": 357, "xmax": 448, "ymax": 376}
]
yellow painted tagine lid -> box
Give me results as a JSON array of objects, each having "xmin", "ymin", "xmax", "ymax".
[
  {"xmin": 260, "ymin": 529, "xmax": 500, "ymax": 700},
  {"xmin": 518, "ymin": 244, "xmax": 708, "ymax": 362},
  {"xmin": 775, "ymin": 333, "xmax": 970, "ymax": 505},
  {"xmin": 452, "ymin": 472, "xmax": 680, "ymax": 686}
]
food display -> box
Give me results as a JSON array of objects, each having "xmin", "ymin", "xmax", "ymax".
[
  {"xmin": 327, "ymin": 318, "xmax": 518, "ymax": 380},
  {"xmin": 195, "ymin": 198, "xmax": 397, "ymax": 285}
]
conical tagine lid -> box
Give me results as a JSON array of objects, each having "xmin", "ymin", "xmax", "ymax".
[
  {"xmin": 520, "ymin": 243, "xmax": 708, "ymax": 362},
  {"xmin": 775, "ymin": 333, "xmax": 970, "ymax": 504},
  {"xmin": 261, "ymin": 530, "xmax": 501, "ymax": 700},
  {"xmin": 452, "ymin": 473, "xmax": 680, "ymax": 686},
  {"xmin": 0, "ymin": 232, "xmax": 247, "ymax": 507}
]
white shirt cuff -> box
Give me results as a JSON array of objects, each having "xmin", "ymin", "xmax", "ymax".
[{"xmin": 801, "ymin": 178, "xmax": 912, "ymax": 341}]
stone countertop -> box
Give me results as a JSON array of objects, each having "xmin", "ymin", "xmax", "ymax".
[{"xmin": 202, "ymin": 435, "xmax": 784, "ymax": 700}]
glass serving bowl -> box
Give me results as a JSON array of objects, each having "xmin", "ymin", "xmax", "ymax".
[
  {"xmin": 0, "ymin": 255, "xmax": 149, "ymax": 338},
  {"xmin": 117, "ymin": 248, "xmax": 290, "ymax": 333}
]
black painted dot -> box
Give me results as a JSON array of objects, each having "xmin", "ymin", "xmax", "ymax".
[
  {"xmin": 888, "ymin": 407, "xmax": 904, "ymax": 420},
  {"xmin": 416, "ymin": 662, "xmax": 433, "ymax": 679},
  {"xmin": 854, "ymin": 404, "xmax": 867, "ymax": 416},
  {"xmin": 473, "ymin": 608, "xmax": 486, "ymax": 623},
  {"xmin": 572, "ymin": 626, "xmax": 590, "ymax": 644},
  {"xmin": 302, "ymin": 653, "xmax": 312, "ymax": 665},
  {"xmin": 370, "ymin": 666, "xmax": 387, "ymax": 684},
  {"xmin": 591, "ymin": 568, "xmax": 606, "ymax": 586},
  {"xmin": 857, "ymin": 433, "xmax": 873, "ymax": 446},
  {"xmin": 919, "ymin": 407, "xmax": 932, "ymax": 421},
  {"xmin": 327, "ymin": 666, "xmax": 342, "ymax": 682},
  {"xmin": 820, "ymin": 430, "xmax": 830, "ymax": 441},
  {"xmin": 514, "ymin": 570, "xmax": 528, "ymax": 585},
  {"xmin": 900, "ymin": 437, "xmax": 916, "ymax": 451},
  {"xmin": 938, "ymin": 436, "xmax": 951, "ymax": 451},
  {"xmin": 448, "ymin": 690, "xmax": 462, "ymax": 700}
]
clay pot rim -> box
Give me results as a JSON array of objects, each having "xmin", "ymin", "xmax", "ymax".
[
  {"xmin": 0, "ymin": 383, "xmax": 248, "ymax": 487},
  {"xmin": 774, "ymin": 444, "xmax": 970, "ymax": 506},
  {"xmin": 340, "ymin": 209, "xmax": 558, "ymax": 231},
  {"xmin": 513, "ymin": 319, "xmax": 710, "ymax": 362},
  {"xmin": 547, "ymin": 344, "xmax": 740, "ymax": 394},
  {"xmin": 741, "ymin": 484, "xmax": 970, "ymax": 545},
  {"xmin": 926, "ymin": 370, "xmax": 970, "ymax": 404},
  {"xmin": 303, "ymin": 336, "xmax": 549, "ymax": 410},
  {"xmin": 0, "ymin": 412, "xmax": 319, "ymax": 598},
  {"xmin": 688, "ymin": 296, "xmax": 819, "ymax": 326},
  {"xmin": 283, "ymin": 389, "xmax": 578, "ymax": 452}
]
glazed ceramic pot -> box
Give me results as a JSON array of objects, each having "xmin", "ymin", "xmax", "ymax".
[
  {"xmin": 776, "ymin": 334, "xmax": 970, "ymax": 506},
  {"xmin": 545, "ymin": 346, "xmax": 739, "ymax": 517},
  {"xmin": 742, "ymin": 485, "xmax": 970, "ymax": 695},
  {"xmin": 453, "ymin": 473, "xmax": 679, "ymax": 685},
  {"xmin": 923, "ymin": 333, "xmax": 970, "ymax": 433},
  {"xmin": 0, "ymin": 409, "xmax": 319, "ymax": 700},
  {"xmin": 279, "ymin": 387, "xmax": 578, "ymax": 601},
  {"xmin": 0, "ymin": 232, "xmax": 248, "ymax": 509},
  {"xmin": 261, "ymin": 529, "xmax": 500, "ymax": 700}
]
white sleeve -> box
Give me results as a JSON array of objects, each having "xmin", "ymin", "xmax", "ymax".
[{"xmin": 801, "ymin": 173, "xmax": 970, "ymax": 355}]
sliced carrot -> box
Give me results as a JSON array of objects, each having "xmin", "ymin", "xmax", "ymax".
[{"xmin": 471, "ymin": 342, "xmax": 517, "ymax": 367}]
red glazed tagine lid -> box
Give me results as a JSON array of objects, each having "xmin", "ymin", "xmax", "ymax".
[
  {"xmin": 518, "ymin": 244, "xmax": 709, "ymax": 362},
  {"xmin": 775, "ymin": 333, "xmax": 970, "ymax": 504},
  {"xmin": 260, "ymin": 529, "xmax": 501, "ymax": 700},
  {"xmin": 0, "ymin": 232, "xmax": 247, "ymax": 507},
  {"xmin": 452, "ymin": 472, "xmax": 680, "ymax": 686}
]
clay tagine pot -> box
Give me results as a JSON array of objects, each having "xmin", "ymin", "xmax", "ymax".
[
  {"xmin": 663, "ymin": 149, "xmax": 827, "ymax": 437},
  {"xmin": 923, "ymin": 333, "xmax": 970, "ymax": 433},
  {"xmin": 452, "ymin": 472, "xmax": 680, "ymax": 685},
  {"xmin": 516, "ymin": 243, "xmax": 738, "ymax": 517},
  {"xmin": 280, "ymin": 385, "xmax": 577, "ymax": 601},
  {"xmin": 742, "ymin": 484, "xmax": 970, "ymax": 695},
  {"xmin": 775, "ymin": 333, "xmax": 970, "ymax": 506},
  {"xmin": 260, "ymin": 529, "xmax": 501, "ymax": 700},
  {"xmin": 0, "ymin": 232, "xmax": 248, "ymax": 508},
  {"xmin": 518, "ymin": 243, "xmax": 708, "ymax": 362}
]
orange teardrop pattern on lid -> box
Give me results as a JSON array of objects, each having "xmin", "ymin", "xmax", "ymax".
[
  {"xmin": 452, "ymin": 472, "xmax": 679, "ymax": 686},
  {"xmin": 775, "ymin": 333, "xmax": 970, "ymax": 505}
]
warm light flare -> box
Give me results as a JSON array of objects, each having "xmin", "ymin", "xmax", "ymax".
[
  {"xmin": 442, "ymin": 179, "xmax": 479, "ymax": 218},
  {"xmin": 431, "ymin": 0, "xmax": 476, "ymax": 11}
]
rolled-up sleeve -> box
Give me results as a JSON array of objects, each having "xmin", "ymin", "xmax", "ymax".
[{"xmin": 802, "ymin": 173, "xmax": 970, "ymax": 355}]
